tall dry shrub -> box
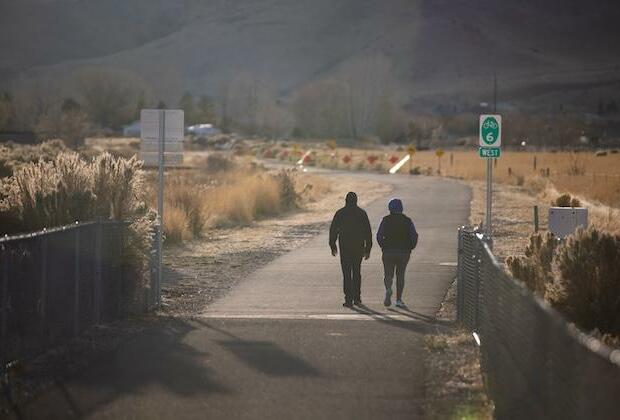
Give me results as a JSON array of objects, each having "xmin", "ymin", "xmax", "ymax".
[
  {"xmin": 166, "ymin": 179, "xmax": 206, "ymax": 237},
  {"xmin": 275, "ymin": 170, "xmax": 300, "ymax": 210},
  {"xmin": 554, "ymin": 193, "xmax": 581, "ymax": 208},
  {"xmin": 0, "ymin": 151, "xmax": 155, "ymax": 311},
  {"xmin": 547, "ymin": 229, "xmax": 620, "ymax": 337},
  {"xmin": 506, "ymin": 232, "xmax": 559, "ymax": 296},
  {"xmin": 163, "ymin": 202, "xmax": 191, "ymax": 244},
  {"xmin": 91, "ymin": 153, "xmax": 145, "ymax": 220},
  {"xmin": 0, "ymin": 152, "xmax": 146, "ymax": 233}
]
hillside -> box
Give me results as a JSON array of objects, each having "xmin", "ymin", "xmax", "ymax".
[{"xmin": 2, "ymin": 0, "xmax": 620, "ymax": 110}]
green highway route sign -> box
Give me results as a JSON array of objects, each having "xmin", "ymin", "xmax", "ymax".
[
  {"xmin": 479, "ymin": 114, "xmax": 502, "ymax": 147},
  {"xmin": 479, "ymin": 147, "xmax": 501, "ymax": 158}
]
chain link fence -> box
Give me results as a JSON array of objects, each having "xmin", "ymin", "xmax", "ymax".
[
  {"xmin": 457, "ymin": 226, "xmax": 620, "ymax": 419},
  {"xmin": 0, "ymin": 220, "xmax": 157, "ymax": 366}
]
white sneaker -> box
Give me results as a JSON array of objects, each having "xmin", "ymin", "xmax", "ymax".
[
  {"xmin": 395, "ymin": 299, "xmax": 406, "ymax": 308},
  {"xmin": 384, "ymin": 288, "xmax": 392, "ymax": 307}
]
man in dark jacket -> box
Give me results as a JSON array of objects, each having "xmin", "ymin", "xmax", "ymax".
[
  {"xmin": 329, "ymin": 192, "xmax": 372, "ymax": 307},
  {"xmin": 376, "ymin": 198, "xmax": 418, "ymax": 308}
]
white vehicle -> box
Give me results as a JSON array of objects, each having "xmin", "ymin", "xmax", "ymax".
[{"xmin": 186, "ymin": 123, "xmax": 220, "ymax": 137}]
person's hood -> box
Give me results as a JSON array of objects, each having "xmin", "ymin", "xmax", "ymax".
[
  {"xmin": 388, "ymin": 198, "xmax": 403, "ymax": 214},
  {"xmin": 345, "ymin": 191, "xmax": 358, "ymax": 207}
]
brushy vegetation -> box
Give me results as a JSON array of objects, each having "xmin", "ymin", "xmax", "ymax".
[
  {"xmin": 149, "ymin": 161, "xmax": 307, "ymax": 244},
  {"xmin": 507, "ymin": 228, "xmax": 620, "ymax": 345},
  {"xmin": 0, "ymin": 140, "xmax": 67, "ymax": 178},
  {"xmin": 554, "ymin": 193, "xmax": 581, "ymax": 207},
  {"xmin": 0, "ymin": 152, "xmax": 149, "ymax": 234},
  {"xmin": 506, "ymin": 233, "xmax": 558, "ymax": 296},
  {"xmin": 0, "ymin": 152, "xmax": 156, "ymax": 310}
]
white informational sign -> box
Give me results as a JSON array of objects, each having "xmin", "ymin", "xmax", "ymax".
[
  {"xmin": 140, "ymin": 140, "xmax": 183, "ymax": 153},
  {"xmin": 139, "ymin": 109, "xmax": 184, "ymax": 307},
  {"xmin": 479, "ymin": 114, "xmax": 502, "ymax": 147},
  {"xmin": 140, "ymin": 109, "xmax": 184, "ymax": 167},
  {"xmin": 548, "ymin": 207, "xmax": 588, "ymax": 238},
  {"xmin": 139, "ymin": 152, "xmax": 184, "ymax": 166}
]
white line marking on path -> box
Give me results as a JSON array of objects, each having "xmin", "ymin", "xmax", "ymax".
[{"xmin": 199, "ymin": 313, "xmax": 421, "ymax": 322}]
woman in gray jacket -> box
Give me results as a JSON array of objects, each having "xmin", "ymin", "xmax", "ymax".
[{"xmin": 376, "ymin": 198, "xmax": 418, "ymax": 308}]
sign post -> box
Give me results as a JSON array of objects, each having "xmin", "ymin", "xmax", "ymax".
[
  {"xmin": 435, "ymin": 148, "xmax": 445, "ymax": 174},
  {"xmin": 407, "ymin": 145, "xmax": 416, "ymax": 173},
  {"xmin": 140, "ymin": 109, "xmax": 184, "ymax": 305},
  {"xmin": 479, "ymin": 114, "xmax": 501, "ymax": 237}
]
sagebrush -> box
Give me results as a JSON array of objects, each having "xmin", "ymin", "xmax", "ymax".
[{"xmin": 508, "ymin": 229, "xmax": 620, "ymax": 344}]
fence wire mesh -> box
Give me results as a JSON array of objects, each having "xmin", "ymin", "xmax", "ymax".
[
  {"xmin": 0, "ymin": 220, "xmax": 157, "ymax": 366},
  {"xmin": 457, "ymin": 226, "xmax": 620, "ymax": 419}
]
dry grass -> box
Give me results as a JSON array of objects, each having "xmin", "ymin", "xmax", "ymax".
[
  {"xmin": 205, "ymin": 174, "xmax": 282, "ymax": 227},
  {"xmin": 272, "ymin": 144, "xmax": 620, "ymax": 208},
  {"xmin": 409, "ymin": 150, "xmax": 620, "ymax": 207},
  {"xmin": 0, "ymin": 151, "xmax": 148, "ymax": 234},
  {"xmin": 163, "ymin": 202, "xmax": 192, "ymax": 243},
  {"xmin": 146, "ymin": 161, "xmax": 330, "ymax": 244}
]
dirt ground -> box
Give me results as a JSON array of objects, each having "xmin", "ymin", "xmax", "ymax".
[
  {"xmin": 468, "ymin": 180, "xmax": 545, "ymax": 263},
  {"xmin": 423, "ymin": 278, "xmax": 493, "ymax": 419}
]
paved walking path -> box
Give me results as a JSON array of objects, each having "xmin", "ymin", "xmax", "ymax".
[{"xmin": 21, "ymin": 172, "xmax": 470, "ymax": 419}]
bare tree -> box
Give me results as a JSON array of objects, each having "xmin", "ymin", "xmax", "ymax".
[
  {"xmin": 34, "ymin": 98, "xmax": 89, "ymax": 149},
  {"xmin": 76, "ymin": 67, "xmax": 149, "ymax": 130},
  {"xmin": 336, "ymin": 55, "xmax": 401, "ymax": 139},
  {"xmin": 292, "ymin": 55, "xmax": 403, "ymax": 141},
  {"xmin": 219, "ymin": 72, "xmax": 291, "ymax": 136},
  {"xmin": 293, "ymin": 79, "xmax": 349, "ymax": 138}
]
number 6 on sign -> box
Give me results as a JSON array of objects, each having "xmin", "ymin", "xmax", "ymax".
[{"xmin": 479, "ymin": 115, "xmax": 501, "ymax": 147}]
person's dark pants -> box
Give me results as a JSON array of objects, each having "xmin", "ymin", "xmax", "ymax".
[
  {"xmin": 340, "ymin": 253, "xmax": 363, "ymax": 303},
  {"xmin": 382, "ymin": 251, "xmax": 411, "ymax": 300}
]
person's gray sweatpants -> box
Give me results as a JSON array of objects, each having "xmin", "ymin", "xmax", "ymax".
[{"xmin": 382, "ymin": 250, "xmax": 411, "ymax": 300}]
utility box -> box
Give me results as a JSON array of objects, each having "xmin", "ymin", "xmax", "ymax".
[{"xmin": 548, "ymin": 207, "xmax": 588, "ymax": 238}]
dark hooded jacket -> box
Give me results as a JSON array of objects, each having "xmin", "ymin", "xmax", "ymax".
[{"xmin": 329, "ymin": 192, "xmax": 372, "ymax": 256}]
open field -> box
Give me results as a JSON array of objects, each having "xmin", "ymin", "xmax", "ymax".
[{"xmin": 263, "ymin": 143, "xmax": 620, "ymax": 208}]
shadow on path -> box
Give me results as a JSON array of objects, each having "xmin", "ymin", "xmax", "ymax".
[
  {"xmin": 21, "ymin": 318, "xmax": 231, "ymax": 419},
  {"xmin": 193, "ymin": 318, "xmax": 321, "ymax": 378}
]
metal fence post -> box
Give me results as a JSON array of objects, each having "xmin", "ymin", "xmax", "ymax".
[
  {"xmin": 94, "ymin": 219, "xmax": 102, "ymax": 324},
  {"xmin": 456, "ymin": 227, "xmax": 464, "ymax": 322},
  {"xmin": 1, "ymin": 246, "xmax": 8, "ymax": 365},
  {"xmin": 40, "ymin": 234, "xmax": 48, "ymax": 334},
  {"xmin": 73, "ymin": 225, "xmax": 80, "ymax": 336},
  {"xmin": 472, "ymin": 238, "xmax": 481, "ymax": 330},
  {"xmin": 118, "ymin": 223, "xmax": 125, "ymax": 317}
]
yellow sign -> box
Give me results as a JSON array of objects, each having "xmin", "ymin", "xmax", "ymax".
[
  {"xmin": 435, "ymin": 149, "xmax": 445, "ymax": 158},
  {"xmin": 408, "ymin": 145, "xmax": 417, "ymax": 155}
]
